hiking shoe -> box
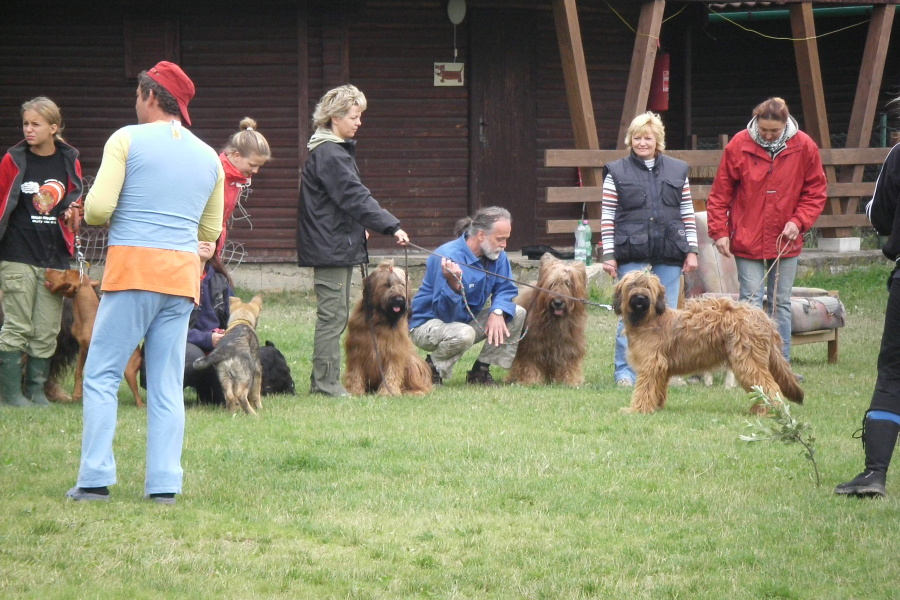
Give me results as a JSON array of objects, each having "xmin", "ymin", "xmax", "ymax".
[
  {"xmin": 794, "ymin": 372, "xmax": 805, "ymax": 383},
  {"xmin": 65, "ymin": 486, "xmax": 109, "ymax": 502},
  {"xmin": 425, "ymin": 355, "xmax": 442, "ymax": 386},
  {"xmin": 834, "ymin": 470, "xmax": 886, "ymax": 498},
  {"xmin": 466, "ymin": 365, "xmax": 496, "ymax": 385},
  {"xmin": 616, "ymin": 378, "xmax": 634, "ymax": 388}
]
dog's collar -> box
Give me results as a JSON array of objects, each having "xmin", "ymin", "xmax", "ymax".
[{"xmin": 226, "ymin": 318, "xmax": 254, "ymax": 332}]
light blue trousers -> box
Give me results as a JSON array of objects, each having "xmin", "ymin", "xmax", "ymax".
[
  {"xmin": 75, "ymin": 290, "xmax": 192, "ymax": 495},
  {"xmin": 734, "ymin": 256, "xmax": 797, "ymax": 361},
  {"xmin": 614, "ymin": 262, "xmax": 682, "ymax": 383}
]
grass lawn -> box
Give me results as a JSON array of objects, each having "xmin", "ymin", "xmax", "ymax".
[{"xmin": 1, "ymin": 265, "xmax": 898, "ymax": 599}]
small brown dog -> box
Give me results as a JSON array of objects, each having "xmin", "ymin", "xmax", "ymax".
[
  {"xmin": 507, "ymin": 253, "xmax": 587, "ymax": 386},
  {"xmin": 343, "ymin": 261, "xmax": 432, "ymax": 395},
  {"xmin": 613, "ymin": 270, "xmax": 803, "ymax": 414},
  {"xmin": 44, "ymin": 269, "xmax": 144, "ymax": 407},
  {"xmin": 192, "ymin": 295, "xmax": 263, "ymax": 414}
]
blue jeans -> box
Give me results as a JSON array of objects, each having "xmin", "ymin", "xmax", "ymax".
[
  {"xmin": 614, "ymin": 262, "xmax": 683, "ymax": 383},
  {"xmin": 734, "ymin": 256, "xmax": 797, "ymax": 361},
  {"xmin": 75, "ymin": 290, "xmax": 193, "ymax": 495}
]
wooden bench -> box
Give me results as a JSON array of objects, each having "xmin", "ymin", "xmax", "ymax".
[{"xmin": 544, "ymin": 146, "xmax": 891, "ymax": 234}]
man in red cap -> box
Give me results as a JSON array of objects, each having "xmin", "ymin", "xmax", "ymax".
[{"xmin": 66, "ymin": 61, "xmax": 224, "ymax": 506}]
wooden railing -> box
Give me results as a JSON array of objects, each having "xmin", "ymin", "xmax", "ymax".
[{"xmin": 544, "ymin": 147, "xmax": 891, "ymax": 235}]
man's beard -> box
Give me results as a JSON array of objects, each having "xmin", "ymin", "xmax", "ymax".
[{"xmin": 481, "ymin": 240, "xmax": 502, "ymax": 261}]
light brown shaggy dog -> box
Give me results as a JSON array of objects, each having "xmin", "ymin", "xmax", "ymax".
[
  {"xmin": 507, "ymin": 253, "xmax": 587, "ymax": 386},
  {"xmin": 343, "ymin": 261, "xmax": 433, "ymax": 395},
  {"xmin": 613, "ymin": 270, "xmax": 804, "ymax": 414}
]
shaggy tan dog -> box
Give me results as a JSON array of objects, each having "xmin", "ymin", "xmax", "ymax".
[
  {"xmin": 507, "ymin": 253, "xmax": 587, "ymax": 386},
  {"xmin": 613, "ymin": 270, "xmax": 803, "ymax": 414},
  {"xmin": 343, "ymin": 261, "xmax": 433, "ymax": 395}
]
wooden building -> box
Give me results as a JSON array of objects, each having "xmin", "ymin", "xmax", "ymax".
[{"xmin": 1, "ymin": 0, "xmax": 897, "ymax": 261}]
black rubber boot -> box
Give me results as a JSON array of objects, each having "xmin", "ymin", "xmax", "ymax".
[
  {"xmin": 834, "ymin": 416, "xmax": 900, "ymax": 498},
  {"xmin": 0, "ymin": 350, "xmax": 30, "ymax": 407},
  {"xmin": 24, "ymin": 356, "xmax": 52, "ymax": 407}
]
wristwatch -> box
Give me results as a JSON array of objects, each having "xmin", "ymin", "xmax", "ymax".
[{"xmin": 492, "ymin": 308, "xmax": 503, "ymax": 316}]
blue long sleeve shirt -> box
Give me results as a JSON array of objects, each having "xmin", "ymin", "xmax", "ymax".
[{"xmin": 409, "ymin": 234, "xmax": 518, "ymax": 329}]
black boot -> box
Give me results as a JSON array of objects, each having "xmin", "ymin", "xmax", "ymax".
[
  {"xmin": 466, "ymin": 361, "xmax": 496, "ymax": 386},
  {"xmin": 425, "ymin": 355, "xmax": 442, "ymax": 386},
  {"xmin": 834, "ymin": 416, "xmax": 900, "ymax": 498}
]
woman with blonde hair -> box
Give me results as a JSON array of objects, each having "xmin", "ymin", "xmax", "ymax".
[
  {"xmin": 600, "ymin": 111, "xmax": 698, "ymax": 387},
  {"xmin": 0, "ymin": 96, "xmax": 84, "ymax": 406},
  {"xmin": 296, "ymin": 84, "xmax": 409, "ymax": 396},
  {"xmin": 217, "ymin": 117, "xmax": 271, "ymax": 256}
]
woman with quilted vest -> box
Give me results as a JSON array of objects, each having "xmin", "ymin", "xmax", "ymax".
[
  {"xmin": 216, "ymin": 118, "xmax": 271, "ymax": 257},
  {"xmin": 0, "ymin": 97, "xmax": 83, "ymax": 407},
  {"xmin": 600, "ymin": 112, "xmax": 699, "ymax": 388},
  {"xmin": 707, "ymin": 98, "xmax": 827, "ymax": 366}
]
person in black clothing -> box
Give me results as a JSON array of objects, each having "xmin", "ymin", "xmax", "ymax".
[
  {"xmin": 296, "ymin": 84, "xmax": 409, "ymax": 397},
  {"xmin": 183, "ymin": 240, "xmax": 232, "ymax": 404},
  {"xmin": 834, "ymin": 141, "xmax": 900, "ymax": 498},
  {"xmin": 0, "ymin": 96, "xmax": 83, "ymax": 407}
]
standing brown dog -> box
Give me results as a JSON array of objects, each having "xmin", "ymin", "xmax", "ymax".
[
  {"xmin": 507, "ymin": 253, "xmax": 587, "ymax": 386},
  {"xmin": 192, "ymin": 295, "xmax": 263, "ymax": 414},
  {"xmin": 613, "ymin": 270, "xmax": 803, "ymax": 414},
  {"xmin": 44, "ymin": 269, "xmax": 144, "ymax": 407},
  {"xmin": 343, "ymin": 261, "xmax": 432, "ymax": 395}
]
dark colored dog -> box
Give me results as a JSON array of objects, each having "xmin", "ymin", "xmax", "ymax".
[
  {"xmin": 193, "ymin": 295, "xmax": 263, "ymax": 414},
  {"xmin": 259, "ymin": 340, "xmax": 295, "ymax": 396}
]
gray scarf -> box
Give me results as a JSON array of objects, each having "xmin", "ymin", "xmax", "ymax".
[{"xmin": 748, "ymin": 115, "xmax": 798, "ymax": 158}]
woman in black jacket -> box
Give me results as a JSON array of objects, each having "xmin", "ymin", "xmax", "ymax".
[{"xmin": 297, "ymin": 84, "xmax": 409, "ymax": 396}]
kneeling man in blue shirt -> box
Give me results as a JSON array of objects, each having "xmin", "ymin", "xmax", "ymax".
[{"xmin": 409, "ymin": 206, "xmax": 526, "ymax": 386}]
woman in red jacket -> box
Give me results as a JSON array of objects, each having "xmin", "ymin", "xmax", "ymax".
[
  {"xmin": 216, "ymin": 117, "xmax": 271, "ymax": 257},
  {"xmin": 707, "ymin": 97, "xmax": 826, "ymax": 364},
  {"xmin": 0, "ymin": 97, "xmax": 83, "ymax": 407}
]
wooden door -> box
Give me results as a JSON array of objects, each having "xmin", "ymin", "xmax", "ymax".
[{"xmin": 469, "ymin": 9, "xmax": 537, "ymax": 250}]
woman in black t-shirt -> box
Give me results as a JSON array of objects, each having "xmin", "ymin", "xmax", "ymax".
[{"xmin": 0, "ymin": 97, "xmax": 83, "ymax": 407}]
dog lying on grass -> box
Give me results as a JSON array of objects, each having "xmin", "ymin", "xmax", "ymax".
[{"xmin": 260, "ymin": 340, "xmax": 295, "ymax": 396}]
